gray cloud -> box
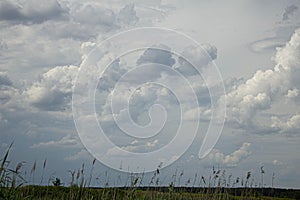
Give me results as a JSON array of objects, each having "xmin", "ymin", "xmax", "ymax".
[
  {"xmin": 24, "ymin": 65, "xmax": 78, "ymax": 111},
  {"xmin": 249, "ymin": 37, "xmax": 285, "ymax": 53},
  {"xmin": 282, "ymin": 5, "xmax": 298, "ymax": 21},
  {"xmin": 70, "ymin": 3, "xmax": 139, "ymax": 31},
  {"xmin": 97, "ymin": 59, "xmax": 127, "ymax": 92},
  {"xmin": 0, "ymin": 1, "xmax": 23, "ymax": 21},
  {"xmin": 0, "ymin": 71, "xmax": 12, "ymax": 86},
  {"xmin": 71, "ymin": 3, "xmax": 116, "ymax": 26},
  {"xmin": 137, "ymin": 44, "xmax": 175, "ymax": 66},
  {"xmin": 176, "ymin": 43, "xmax": 217, "ymax": 76},
  {"xmin": 117, "ymin": 4, "xmax": 139, "ymax": 26},
  {"xmin": 0, "ymin": 71, "xmax": 16, "ymax": 104},
  {"xmin": 0, "ymin": 0, "xmax": 299, "ymax": 188},
  {"xmin": 0, "ymin": 0, "xmax": 68, "ymax": 24}
]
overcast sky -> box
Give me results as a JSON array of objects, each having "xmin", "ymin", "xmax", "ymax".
[{"xmin": 0, "ymin": 0, "xmax": 300, "ymax": 188}]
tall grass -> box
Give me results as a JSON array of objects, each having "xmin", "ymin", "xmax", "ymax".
[
  {"xmin": 0, "ymin": 142, "xmax": 26, "ymax": 199},
  {"xmin": 0, "ymin": 144, "xmax": 299, "ymax": 200}
]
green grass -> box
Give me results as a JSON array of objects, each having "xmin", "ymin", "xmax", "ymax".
[
  {"xmin": 0, "ymin": 186, "xmax": 297, "ymax": 200},
  {"xmin": 1, "ymin": 143, "xmax": 299, "ymax": 200}
]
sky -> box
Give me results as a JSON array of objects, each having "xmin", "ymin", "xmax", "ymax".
[{"xmin": 0, "ymin": 0, "xmax": 300, "ymax": 188}]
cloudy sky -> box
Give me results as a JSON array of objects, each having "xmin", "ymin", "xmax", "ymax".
[{"xmin": 0, "ymin": 0, "xmax": 300, "ymax": 188}]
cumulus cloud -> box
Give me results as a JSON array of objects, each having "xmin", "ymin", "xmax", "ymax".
[
  {"xmin": 99, "ymin": 78, "xmax": 181, "ymax": 135},
  {"xmin": 207, "ymin": 143, "xmax": 251, "ymax": 167},
  {"xmin": 71, "ymin": 3, "xmax": 116, "ymax": 26},
  {"xmin": 97, "ymin": 58, "xmax": 129, "ymax": 93},
  {"xmin": 180, "ymin": 44, "xmax": 217, "ymax": 63},
  {"xmin": 285, "ymin": 88, "xmax": 299, "ymax": 99},
  {"xmin": 80, "ymin": 41, "xmax": 97, "ymax": 60},
  {"xmin": 137, "ymin": 44, "xmax": 175, "ymax": 66},
  {"xmin": 96, "ymin": 42, "xmax": 217, "ymax": 130},
  {"xmin": 24, "ymin": 65, "xmax": 78, "ymax": 111},
  {"xmin": 175, "ymin": 44, "xmax": 217, "ymax": 76},
  {"xmin": 70, "ymin": 3, "xmax": 138, "ymax": 31},
  {"xmin": 225, "ymin": 28, "xmax": 300, "ymax": 130},
  {"xmin": 0, "ymin": 0, "xmax": 68, "ymax": 24},
  {"xmin": 271, "ymin": 114, "xmax": 300, "ymax": 133}
]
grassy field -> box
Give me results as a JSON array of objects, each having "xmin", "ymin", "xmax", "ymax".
[
  {"xmin": 1, "ymin": 144, "xmax": 299, "ymax": 200},
  {"xmin": 1, "ymin": 185, "xmax": 299, "ymax": 200}
]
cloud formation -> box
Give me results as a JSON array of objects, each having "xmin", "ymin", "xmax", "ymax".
[
  {"xmin": 0, "ymin": 71, "xmax": 12, "ymax": 86},
  {"xmin": 225, "ymin": 28, "xmax": 300, "ymax": 132},
  {"xmin": 71, "ymin": 3, "xmax": 115, "ymax": 26},
  {"xmin": 24, "ymin": 65, "xmax": 78, "ymax": 111},
  {"xmin": 31, "ymin": 134, "xmax": 81, "ymax": 149},
  {"xmin": 282, "ymin": 5, "xmax": 298, "ymax": 21},
  {"xmin": 207, "ymin": 143, "xmax": 251, "ymax": 167},
  {"xmin": 176, "ymin": 44, "xmax": 217, "ymax": 76},
  {"xmin": 137, "ymin": 44, "xmax": 175, "ymax": 66},
  {"xmin": 0, "ymin": 0, "xmax": 299, "ymax": 187},
  {"xmin": 271, "ymin": 114, "xmax": 300, "ymax": 133},
  {"xmin": 0, "ymin": 71, "xmax": 17, "ymax": 104},
  {"xmin": 0, "ymin": 0, "xmax": 68, "ymax": 24},
  {"xmin": 117, "ymin": 4, "xmax": 139, "ymax": 26}
]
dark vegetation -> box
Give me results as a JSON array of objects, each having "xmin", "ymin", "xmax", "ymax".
[{"xmin": 1, "ymin": 143, "xmax": 299, "ymax": 199}]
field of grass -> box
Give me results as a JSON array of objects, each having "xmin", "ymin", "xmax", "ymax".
[
  {"xmin": 1, "ymin": 185, "xmax": 299, "ymax": 200},
  {"xmin": 1, "ymin": 143, "xmax": 299, "ymax": 199}
]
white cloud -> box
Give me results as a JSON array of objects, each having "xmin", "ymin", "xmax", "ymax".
[
  {"xmin": 0, "ymin": 0, "xmax": 299, "ymax": 188},
  {"xmin": 225, "ymin": 28, "xmax": 300, "ymax": 130},
  {"xmin": 146, "ymin": 139, "xmax": 158, "ymax": 148},
  {"xmin": 0, "ymin": 24, "xmax": 81, "ymax": 74},
  {"xmin": 65, "ymin": 149, "xmax": 92, "ymax": 161},
  {"xmin": 31, "ymin": 134, "xmax": 81, "ymax": 149},
  {"xmin": 271, "ymin": 114, "xmax": 300, "ymax": 133},
  {"xmin": 24, "ymin": 65, "xmax": 78, "ymax": 111},
  {"xmin": 285, "ymin": 88, "xmax": 299, "ymax": 99},
  {"xmin": 207, "ymin": 143, "xmax": 251, "ymax": 167},
  {"xmin": 80, "ymin": 41, "xmax": 97, "ymax": 60},
  {"xmin": 71, "ymin": 3, "xmax": 116, "ymax": 26},
  {"xmin": 70, "ymin": 2, "xmax": 139, "ymax": 31},
  {"xmin": 272, "ymin": 159, "xmax": 283, "ymax": 166},
  {"xmin": 106, "ymin": 139, "xmax": 160, "ymax": 156}
]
